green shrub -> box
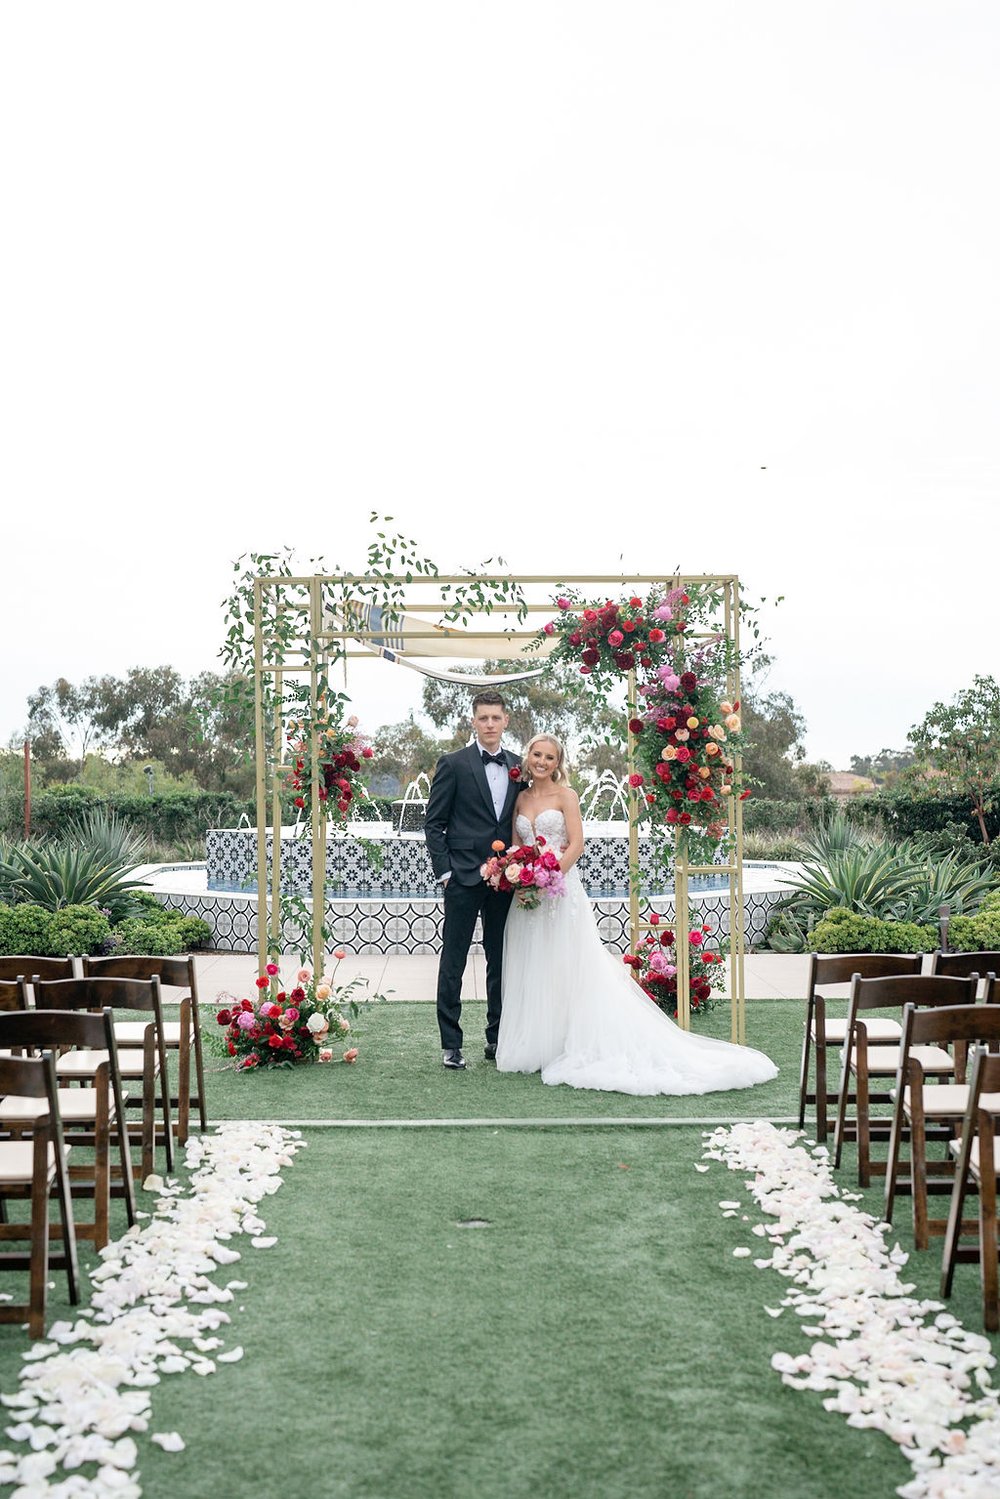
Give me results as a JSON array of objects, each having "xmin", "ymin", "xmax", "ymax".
[
  {"xmin": 0, "ymin": 841, "xmax": 150, "ymax": 922},
  {"xmin": 0, "ymin": 903, "xmax": 56, "ymax": 955},
  {"xmin": 111, "ymin": 908, "xmax": 212, "ymax": 955},
  {"xmin": 0, "ymin": 901, "xmax": 113, "ymax": 956},
  {"xmin": 947, "ymin": 893, "xmax": 1000, "ymax": 951},
  {"xmin": 810, "ymin": 906, "xmax": 937, "ymax": 954},
  {"xmin": 48, "ymin": 904, "xmax": 113, "ymax": 956}
]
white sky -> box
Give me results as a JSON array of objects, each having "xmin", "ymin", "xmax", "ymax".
[{"xmin": 2, "ymin": 2, "xmax": 997, "ymax": 770}]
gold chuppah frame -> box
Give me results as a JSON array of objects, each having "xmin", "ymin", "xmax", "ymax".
[{"xmin": 251, "ymin": 573, "xmax": 748, "ymax": 1042}]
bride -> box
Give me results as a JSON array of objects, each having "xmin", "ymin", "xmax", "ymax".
[{"xmin": 495, "ymin": 733, "xmax": 778, "ymax": 1095}]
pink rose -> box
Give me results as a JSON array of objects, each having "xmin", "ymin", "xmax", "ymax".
[
  {"xmin": 557, "ymin": 597, "xmax": 571, "ymax": 610},
  {"xmin": 265, "ymin": 961, "xmax": 279, "ymax": 977},
  {"xmin": 543, "ymin": 621, "xmax": 555, "ymax": 635},
  {"xmin": 318, "ymin": 1048, "xmax": 334, "ymax": 1063},
  {"xmin": 343, "ymin": 1048, "xmax": 359, "ymax": 1063},
  {"xmin": 608, "ymin": 629, "xmax": 624, "ymax": 647},
  {"xmin": 689, "ymin": 930, "xmax": 704, "ymax": 946},
  {"xmin": 297, "ymin": 968, "xmax": 311, "ymax": 983},
  {"xmin": 333, "ymin": 948, "xmax": 347, "ymax": 960},
  {"xmin": 519, "ymin": 868, "xmax": 535, "ymax": 886}
]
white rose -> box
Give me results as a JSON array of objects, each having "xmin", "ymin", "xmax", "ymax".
[{"xmin": 306, "ymin": 1013, "xmax": 329, "ymax": 1035}]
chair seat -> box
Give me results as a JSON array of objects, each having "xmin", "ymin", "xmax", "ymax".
[
  {"xmin": 896, "ymin": 1085, "xmax": 1000, "ymax": 1117},
  {"xmin": 858, "ymin": 1044, "xmax": 955, "ymax": 1076},
  {"xmin": 0, "ymin": 1141, "xmax": 63, "ymax": 1185},
  {"xmin": 815, "ymin": 1017, "xmax": 902, "ymax": 1044},
  {"xmin": 113, "ymin": 1020, "xmax": 189, "ymax": 1046},
  {"xmin": 56, "ymin": 1049, "xmax": 153, "ymax": 1080},
  {"xmin": 0, "ymin": 1086, "xmax": 124, "ymax": 1124},
  {"xmin": 950, "ymin": 1136, "xmax": 1000, "ymax": 1177}
]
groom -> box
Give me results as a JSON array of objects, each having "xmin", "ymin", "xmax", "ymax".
[{"xmin": 424, "ymin": 689, "xmax": 522, "ymax": 1069}]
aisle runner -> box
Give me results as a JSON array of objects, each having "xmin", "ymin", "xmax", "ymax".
[
  {"xmin": 0, "ymin": 1122, "xmax": 303, "ymax": 1497},
  {"xmin": 703, "ymin": 1121, "xmax": 1000, "ymax": 1499}
]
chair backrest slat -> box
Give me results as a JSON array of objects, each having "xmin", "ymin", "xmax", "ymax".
[
  {"xmin": 811, "ymin": 952, "xmax": 924, "ymax": 989},
  {"xmin": 904, "ymin": 1002, "xmax": 1000, "ymax": 1048},
  {"xmin": 933, "ymin": 951, "xmax": 1000, "ymax": 980},
  {"xmin": 0, "ymin": 1051, "xmax": 52, "ymax": 1098},
  {"xmin": 83, "ymin": 955, "xmax": 193, "ymax": 991},
  {"xmin": 0, "ymin": 980, "xmax": 28, "ymax": 1014},
  {"xmin": 33, "ymin": 977, "xmax": 161, "ymax": 1013},
  {"xmin": 0, "ymin": 955, "xmax": 75, "ymax": 984},
  {"xmin": 0, "ymin": 1007, "xmax": 112, "ymax": 1052},
  {"xmin": 852, "ymin": 973, "xmax": 978, "ymax": 1012}
]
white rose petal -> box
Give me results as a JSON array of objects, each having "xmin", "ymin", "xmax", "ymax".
[{"xmin": 151, "ymin": 1432, "xmax": 186, "ymax": 1452}]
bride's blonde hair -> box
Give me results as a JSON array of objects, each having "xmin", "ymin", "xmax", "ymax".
[{"xmin": 521, "ymin": 733, "xmax": 567, "ymax": 784}]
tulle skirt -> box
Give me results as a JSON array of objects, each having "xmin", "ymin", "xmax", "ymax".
[{"xmin": 495, "ymin": 870, "xmax": 778, "ymax": 1097}]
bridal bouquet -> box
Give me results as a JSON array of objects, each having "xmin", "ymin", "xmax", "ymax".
[
  {"xmin": 216, "ymin": 954, "xmax": 366, "ymax": 1069},
  {"xmin": 480, "ymin": 838, "xmax": 568, "ymax": 910}
]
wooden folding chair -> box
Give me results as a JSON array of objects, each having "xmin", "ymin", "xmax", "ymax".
[
  {"xmin": 83, "ymin": 954, "xmax": 207, "ymax": 1143},
  {"xmin": 833, "ymin": 973, "xmax": 977, "ymax": 1186},
  {"xmin": 941, "ymin": 1048, "xmax": 1000, "ymax": 1331},
  {"xmin": 0, "ymin": 1009, "xmax": 136, "ymax": 1249},
  {"xmin": 0, "ymin": 1050, "xmax": 79, "ymax": 1338},
  {"xmin": 884, "ymin": 1001, "xmax": 1000, "ymax": 1248},
  {"xmin": 32, "ymin": 977, "xmax": 173, "ymax": 1182},
  {"xmin": 798, "ymin": 954, "xmax": 924, "ymax": 1142}
]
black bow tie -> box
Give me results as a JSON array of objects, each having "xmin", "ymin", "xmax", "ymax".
[{"xmin": 481, "ymin": 751, "xmax": 505, "ymax": 767}]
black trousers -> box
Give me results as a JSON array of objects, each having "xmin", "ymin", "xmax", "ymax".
[{"xmin": 436, "ymin": 879, "xmax": 513, "ymax": 1052}]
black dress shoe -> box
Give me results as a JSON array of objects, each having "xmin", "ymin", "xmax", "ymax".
[
  {"xmin": 442, "ymin": 1049, "xmax": 466, "ymax": 1069},
  {"xmin": 484, "ymin": 1044, "xmax": 497, "ymax": 1061}
]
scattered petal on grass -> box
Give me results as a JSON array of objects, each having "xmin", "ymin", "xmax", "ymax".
[
  {"xmin": 706, "ymin": 1120, "xmax": 1000, "ymax": 1499},
  {"xmin": 217, "ymin": 1347, "xmax": 244, "ymax": 1363},
  {"xmin": 732, "ymin": 1247, "xmax": 751, "ymax": 1258},
  {"xmin": 693, "ymin": 1163, "xmax": 710, "ymax": 1173},
  {"xmin": 0, "ymin": 1123, "xmax": 302, "ymax": 1497},
  {"xmin": 251, "ymin": 1236, "xmax": 277, "ymax": 1249}
]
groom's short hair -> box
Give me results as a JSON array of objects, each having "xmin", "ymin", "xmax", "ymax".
[{"xmin": 471, "ymin": 689, "xmax": 507, "ymax": 712}]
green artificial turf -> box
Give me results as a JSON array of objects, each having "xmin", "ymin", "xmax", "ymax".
[
  {"xmin": 201, "ymin": 999, "xmax": 806, "ymax": 1122},
  {"xmin": 59, "ymin": 1125, "xmax": 997, "ymax": 1499}
]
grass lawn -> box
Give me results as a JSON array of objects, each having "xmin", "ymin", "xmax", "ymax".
[
  {"xmin": 2, "ymin": 995, "xmax": 997, "ymax": 1499},
  {"xmin": 201, "ymin": 999, "xmax": 805, "ymax": 1121}
]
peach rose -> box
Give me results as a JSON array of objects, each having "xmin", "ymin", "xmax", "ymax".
[
  {"xmin": 686, "ymin": 717, "xmax": 699, "ymax": 730},
  {"xmin": 318, "ymin": 1048, "xmax": 334, "ymax": 1063},
  {"xmin": 343, "ymin": 1048, "xmax": 359, "ymax": 1064},
  {"xmin": 315, "ymin": 984, "xmax": 331, "ymax": 1001},
  {"xmin": 725, "ymin": 714, "xmax": 741, "ymax": 732},
  {"xmin": 333, "ymin": 948, "xmax": 347, "ymax": 960},
  {"xmin": 720, "ymin": 700, "xmax": 733, "ymax": 715}
]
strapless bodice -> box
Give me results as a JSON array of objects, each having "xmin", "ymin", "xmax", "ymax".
[{"xmin": 516, "ymin": 809, "xmax": 568, "ymax": 846}]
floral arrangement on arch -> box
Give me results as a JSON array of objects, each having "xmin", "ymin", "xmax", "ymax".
[
  {"xmin": 623, "ymin": 914, "xmax": 727, "ymax": 1017},
  {"xmin": 216, "ymin": 953, "xmax": 364, "ymax": 1069},
  {"xmin": 285, "ymin": 711, "xmax": 375, "ymax": 819},
  {"xmin": 542, "ymin": 582, "xmax": 749, "ymax": 841}
]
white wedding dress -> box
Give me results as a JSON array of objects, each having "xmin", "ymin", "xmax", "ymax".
[{"xmin": 495, "ymin": 810, "xmax": 778, "ymax": 1096}]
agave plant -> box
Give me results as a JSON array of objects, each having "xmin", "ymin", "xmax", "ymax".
[
  {"xmin": 0, "ymin": 841, "xmax": 149, "ymax": 922},
  {"xmin": 775, "ymin": 843, "xmax": 924, "ymax": 925},
  {"xmin": 63, "ymin": 806, "xmax": 148, "ymax": 869},
  {"xmin": 889, "ymin": 836, "xmax": 996, "ymax": 924},
  {"xmin": 796, "ymin": 809, "xmax": 872, "ymax": 865}
]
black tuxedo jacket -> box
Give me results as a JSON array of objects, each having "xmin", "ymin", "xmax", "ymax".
[{"xmin": 424, "ymin": 743, "xmax": 523, "ymax": 886}]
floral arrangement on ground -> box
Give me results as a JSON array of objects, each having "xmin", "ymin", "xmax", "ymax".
[
  {"xmin": 215, "ymin": 952, "xmax": 367, "ymax": 1069},
  {"xmin": 624, "ymin": 913, "xmax": 728, "ymax": 1016}
]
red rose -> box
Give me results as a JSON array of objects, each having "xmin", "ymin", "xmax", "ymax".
[
  {"xmin": 294, "ymin": 796, "xmax": 304, "ymax": 809},
  {"xmin": 628, "ymin": 773, "xmax": 644, "ymax": 787},
  {"xmin": 217, "ymin": 1009, "xmax": 232, "ymax": 1025},
  {"xmin": 227, "ymin": 1041, "xmax": 236, "ymax": 1055},
  {"xmin": 582, "ymin": 648, "xmax": 599, "ymax": 666},
  {"xmin": 584, "ymin": 609, "xmax": 598, "ymax": 622},
  {"xmin": 649, "ymin": 912, "xmax": 660, "ymax": 926},
  {"xmin": 675, "ymin": 746, "xmax": 691, "ymax": 763},
  {"xmin": 701, "ymin": 786, "xmax": 715, "ymax": 801},
  {"xmin": 740, "ymin": 790, "xmax": 752, "ymax": 801},
  {"xmin": 628, "ymin": 718, "xmax": 644, "ymax": 734},
  {"xmin": 509, "ymin": 766, "xmax": 521, "ymax": 780},
  {"xmin": 680, "ymin": 672, "xmax": 697, "ymax": 691},
  {"xmin": 645, "ymin": 793, "xmax": 655, "ymax": 805},
  {"xmin": 622, "ymin": 620, "xmax": 636, "ymax": 633},
  {"xmin": 569, "ymin": 632, "xmax": 582, "ymax": 646},
  {"xmin": 613, "ymin": 651, "xmax": 635, "ymax": 669},
  {"xmin": 687, "ymin": 789, "xmax": 702, "ymax": 801},
  {"xmin": 648, "ymin": 628, "xmax": 665, "ymax": 643},
  {"xmin": 362, "ymin": 746, "xmax": 374, "ymax": 758},
  {"xmin": 679, "ymin": 812, "xmax": 692, "ymax": 825},
  {"xmin": 268, "ymin": 1034, "xmax": 284, "ymax": 1049},
  {"xmin": 665, "ymin": 807, "xmax": 679, "ymax": 823},
  {"xmin": 629, "ymin": 596, "xmax": 642, "ymax": 608}
]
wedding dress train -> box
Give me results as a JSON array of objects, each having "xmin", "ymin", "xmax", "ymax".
[{"xmin": 495, "ymin": 810, "xmax": 778, "ymax": 1096}]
